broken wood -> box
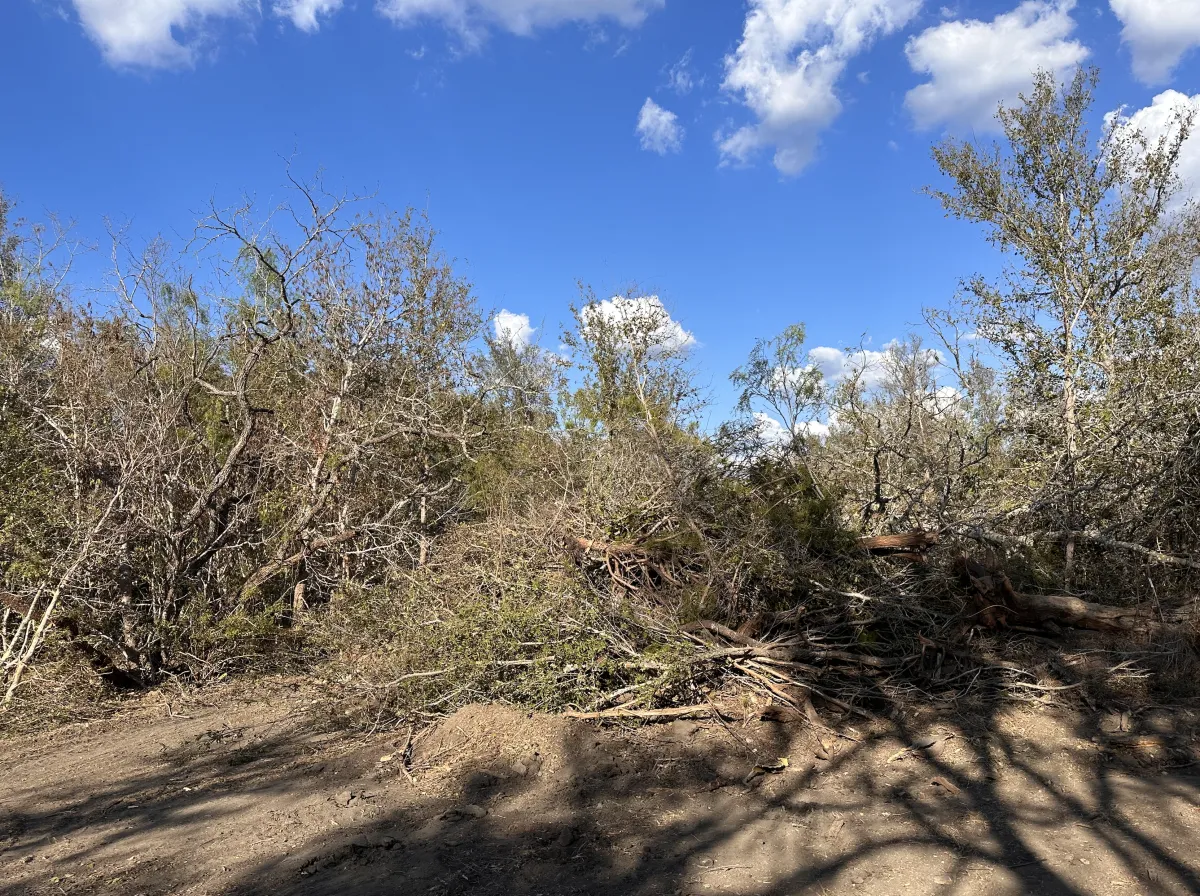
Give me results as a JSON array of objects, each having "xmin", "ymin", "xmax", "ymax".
[
  {"xmin": 858, "ymin": 529, "xmax": 940, "ymax": 555},
  {"xmin": 682, "ymin": 619, "xmax": 762, "ymax": 647},
  {"xmin": 564, "ymin": 533, "xmax": 686, "ymax": 595},
  {"xmin": 956, "ymin": 556, "xmax": 1187, "ymax": 636}
]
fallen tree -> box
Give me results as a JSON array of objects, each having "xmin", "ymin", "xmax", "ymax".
[{"xmin": 956, "ymin": 555, "xmax": 1196, "ymax": 636}]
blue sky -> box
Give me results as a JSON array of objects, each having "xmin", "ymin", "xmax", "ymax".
[{"xmin": 3, "ymin": 0, "xmax": 1200, "ymax": 414}]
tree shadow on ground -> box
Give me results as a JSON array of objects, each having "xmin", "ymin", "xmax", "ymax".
[
  {"xmin": 3, "ymin": 644, "xmax": 1199, "ymax": 896},
  {"xmin": 232, "ymin": 703, "xmax": 1199, "ymax": 896}
]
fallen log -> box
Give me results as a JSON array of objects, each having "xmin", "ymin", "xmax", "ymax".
[
  {"xmin": 956, "ymin": 556, "xmax": 1189, "ymax": 636},
  {"xmin": 858, "ymin": 529, "xmax": 940, "ymax": 555}
]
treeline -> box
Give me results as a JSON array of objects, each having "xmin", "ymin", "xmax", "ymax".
[{"xmin": 2, "ymin": 69, "xmax": 1199, "ymax": 717}]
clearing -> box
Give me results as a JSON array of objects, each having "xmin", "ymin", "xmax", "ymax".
[{"xmin": 1, "ymin": 682, "xmax": 1198, "ymax": 896}]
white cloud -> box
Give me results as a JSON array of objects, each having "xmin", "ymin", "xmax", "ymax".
[
  {"xmin": 582, "ymin": 295, "xmax": 695, "ymax": 353},
  {"xmin": 666, "ymin": 49, "xmax": 696, "ymax": 94},
  {"xmin": 719, "ymin": 0, "xmax": 921, "ymax": 176},
  {"xmin": 754, "ymin": 411, "xmax": 793, "ymax": 445},
  {"xmin": 71, "ymin": 0, "xmax": 254, "ymax": 67},
  {"xmin": 1110, "ymin": 0, "xmax": 1200, "ymax": 85},
  {"xmin": 275, "ymin": 0, "xmax": 345, "ymax": 31},
  {"xmin": 72, "ymin": 0, "xmax": 660, "ymax": 66},
  {"xmin": 808, "ymin": 341, "xmax": 942, "ymax": 387},
  {"xmin": 905, "ymin": 0, "xmax": 1088, "ymax": 131},
  {"xmin": 801, "ymin": 418, "xmax": 832, "ymax": 439},
  {"xmin": 494, "ymin": 309, "xmax": 536, "ymax": 349},
  {"xmin": 753, "ymin": 411, "xmax": 831, "ymax": 444},
  {"xmin": 928, "ymin": 384, "xmax": 963, "ymax": 414},
  {"xmin": 808, "ymin": 345, "xmax": 891, "ymax": 388},
  {"xmin": 636, "ymin": 98, "xmax": 684, "ymax": 154},
  {"xmin": 1108, "ymin": 90, "xmax": 1200, "ymax": 206},
  {"xmin": 376, "ymin": 0, "xmax": 664, "ymax": 47}
]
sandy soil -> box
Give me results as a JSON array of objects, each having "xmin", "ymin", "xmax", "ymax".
[{"xmin": 1, "ymin": 683, "xmax": 1198, "ymax": 896}]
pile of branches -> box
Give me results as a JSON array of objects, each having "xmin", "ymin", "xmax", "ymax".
[
  {"xmin": 551, "ymin": 528, "xmax": 1199, "ymax": 726},
  {"xmin": 325, "ymin": 513, "xmax": 1198, "ymax": 735}
]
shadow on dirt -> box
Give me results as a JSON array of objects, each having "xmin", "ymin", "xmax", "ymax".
[
  {"xmin": 230, "ymin": 710, "xmax": 1199, "ymax": 896},
  {"xmin": 3, "ymin": 647, "xmax": 1199, "ymax": 896}
]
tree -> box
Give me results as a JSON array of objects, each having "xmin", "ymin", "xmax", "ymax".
[
  {"xmin": 814, "ymin": 334, "xmax": 999, "ymax": 534},
  {"xmin": 1, "ymin": 179, "xmax": 484, "ymax": 688},
  {"xmin": 929, "ymin": 67, "xmax": 1200, "ymax": 579},
  {"xmin": 727, "ymin": 323, "xmax": 825, "ymax": 460}
]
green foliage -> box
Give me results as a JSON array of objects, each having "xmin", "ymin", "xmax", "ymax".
[
  {"xmin": 7, "ymin": 69, "xmax": 1200, "ymax": 726},
  {"xmin": 321, "ymin": 529, "xmax": 623, "ymax": 716},
  {"xmin": 928, "ymin": 65, "xmax": 1200, "ymax": 584}
]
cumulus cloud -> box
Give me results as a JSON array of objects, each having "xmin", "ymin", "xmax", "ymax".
[
  {"xmin": 808, "ymin": 345, "xmax": 892, "ymax": 389},
  {"xmin": 494, "ymin": 309, "xmax": 536, "ymax": 349},
  {"xmin": 1108, "ymin": 90, "xmax": 1200, "ymax": 207},
  {"xmin": 754, "ymin": 411, "xmax": 831, "ymax": 444},
  {"xmin": 376, "ymin": 0, "xmax": 664, "ymax": 47},
  {"xmin": 636, "ymin": 98, "xmax": 684, "ymax": 154},
  {"xmin": 582, "ymin": 295, "xmax": 695, "ymax": 353},
  {"xmin": 905, "ymin": 0, "xmax": 1088, "ymax": 131},
  {"xmin": 275, "ymin": 0, "xmax": 345, "ymax": 31},
  {"xmin": 71, "ymin": 0, "xmax": 254, "ymax": 67},
  {"xmin": 719, "ymin": 0, "xmax": 921, "ymax": 176},
  {"xmin": 1110, "ymin": 0, "xmax": 1200, "ymax": 85}
]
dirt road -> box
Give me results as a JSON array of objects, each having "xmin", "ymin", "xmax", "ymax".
[{"xmin": 2, "ymin": 685, "xmax": 1198, "ymax": 895}]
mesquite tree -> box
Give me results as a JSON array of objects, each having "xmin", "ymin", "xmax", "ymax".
[
  {"xmin": 929, "ymin": 67, "xmax": 1200, "ymax": 579},
  {"xmin": 0, "ymin": 181, "xmax": 481, "ymax": 687}
]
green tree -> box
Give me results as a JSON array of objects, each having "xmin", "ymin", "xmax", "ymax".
[{"xmin": 929, "ymin": 67, "xmax": 1200, "ymax": 577}]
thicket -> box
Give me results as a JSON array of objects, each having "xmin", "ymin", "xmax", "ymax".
[{"xmin": 2, "ymin": 69, "xmax": 1199, "ymax": 730}]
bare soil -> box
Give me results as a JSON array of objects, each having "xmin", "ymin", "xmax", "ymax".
[{"xmin": 2, "ymin": 682, "xmax": 1199, "ymax": 896}]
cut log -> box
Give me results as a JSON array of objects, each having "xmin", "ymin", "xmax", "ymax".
[{"xmin": 858, "ymin": 530, "xmax": 939, "ymax": 555}]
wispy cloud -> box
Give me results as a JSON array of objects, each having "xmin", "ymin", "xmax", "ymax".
[{"xmin": 70, "ymin": 0, "xmax": 664, "ymax": 68}]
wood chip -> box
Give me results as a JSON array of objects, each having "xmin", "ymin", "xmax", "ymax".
[{"xmin": 930, "ymin": 776, "xmax": 961, "ymax": 796}]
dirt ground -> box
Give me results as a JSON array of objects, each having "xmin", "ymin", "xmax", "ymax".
[{"xmin": 1, "ymin": 682, "xmax": 1198, "ymax": 896}]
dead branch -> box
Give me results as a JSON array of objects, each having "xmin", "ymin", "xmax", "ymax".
[
  {"xmin": 682, "ymin": 619, "xmax": 762, "ymax": 647},
  {"xmin": 956, "ymin": 555, "xmax": 1187, "ymax": 636},
  {"xmin": 956, "ymin": 527, "xmax": 1200, "ymax": 572}
]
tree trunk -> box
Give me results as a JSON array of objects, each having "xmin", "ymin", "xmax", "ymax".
[{"xmin": 956, "ymin": 555, "xmax": 1189, "ymax": 637}]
